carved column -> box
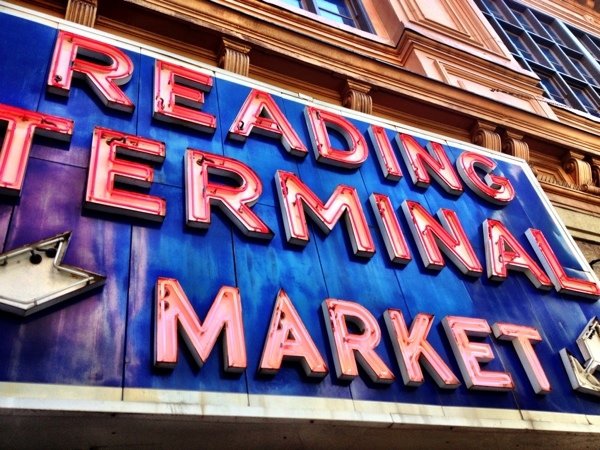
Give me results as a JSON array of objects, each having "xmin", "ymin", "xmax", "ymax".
[
  {"xmin": 218, "ymin": 38, "xmax": 251, "ymax": 77},
  {"xmin": 500, "ymin": 129, "xmax": 530, "ymax": 163},
  {"xmin": 562, "ymin": 150, "xmax": 593, "ymax": 188},
  {"xmin": 470, "ymin": 120, "xmax": 501, "ymax": 152},
  {"xmin": 65, "ymin": 0, "xmax": 98, "ymax": 27},
  {"xmin": 342, "ymin": 80, "xmax": 373, "ymax": 115}
]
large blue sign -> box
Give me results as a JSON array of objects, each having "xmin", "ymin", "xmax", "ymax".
[{"xmin": 0, "ymin": 7, "xmax": 599, "ymax": 424}]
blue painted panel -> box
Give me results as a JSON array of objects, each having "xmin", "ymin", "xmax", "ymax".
[
  {"xmin": 0, "ymin": 14, "xmax": 55, "ymax": 110},
  {"xmin": 136, "ymin": 55, "xmax": 225, "ymax": 188},
  {"xmin": 235, "ymin": 203, "xmax": 352, "ymax": 399},
  {"xmin": 218, "ymin": 81, "xmax": 304, "ymax": 208},
  {"xmin": 33, "ymin": 47, "xmax": 141, "ymax": 169},
  {"xmin": 0, "ymin": 158, "xmax": 129, "ymax": 386},
  {"xmin": 124, "ymin": 182, "xmax": 245, "ymax": 392},
  {"xmin": 0, "ymin": 11, "xmax": 599, "ymax": 417}
]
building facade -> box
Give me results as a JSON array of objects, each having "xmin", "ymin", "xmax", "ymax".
[{"xmin": 1, "ymin": 0, "xmax": 600, "ymax": 447}]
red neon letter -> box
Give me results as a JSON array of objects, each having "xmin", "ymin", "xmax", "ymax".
[
  {"xmin": 185, "ymin": 150, "xmax": 273, "ymax": 239},
  {"xmin": 492, "ymin": 322, "xmax": 551, "ymax": 394},
  {"xmin": 47, "ymin": 30, "xmax": 134, "ymax": 112},
  {"xmin": 369, "ymin": 125, "xmax": 402, "ymax": 181},
  {"xmin": 228, "ymin": 89, "xmax": 307, "ymax": 156},
  {"xmin": 305, "ymin": 106, "xmax": 368, "ymax": 168},
  {"xmin": 396, "ymin": 134, "xmax": 463, "ymax": 195},
  {"xmin": 85, "ymin": 127, "xmax": 165, "ymax": 221},
  {"xmin": 276, "ymin": 170, "xmax": 375, "ymax": 257},
  {"xmin": 323, "ymin": 299, "xmax": 395, "ymax": 383},
  {"xmin": 154, "ymin": 278, "xmax": 246, "ymax": 372},
  {"xmin": 526, "ymin": 228, "xmax": 600, "ymax": 300},
  {"xmin": 457, "ymin": 151, "xmax": 515, "ymax": 205},
  {"xmin": 402, "ymin": 200, "xmax": 482, "ymax": 276},
  {"xmin": 484, "ymin": 219, "xmax": 552, "ymax": 289},
  {"xmin": 259, "ymin": 289, "xmax": 328, "ymax": 377},
  {"xmin": 384, "ymin": 310, "xmax": 460, "ymax": 388},
  {"xmin": 369, "ymin": 194, "xmax": 411, "ymax": 264},
  {"xmin": 0, "ymin": 104, "xmax": 73, "ymax": 196},
  {"xmin": 442, "ymin": 316, "xmax": 514, "ymax": 391},
  {"xmin": 153, "ymin": 60, "xmax": 216, "ymax": 132}
]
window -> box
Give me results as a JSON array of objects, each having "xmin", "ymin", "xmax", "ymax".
[
  {"xmin": 476, "ymin": 0, "xmax": 600, "ymax": 118},
  {"xmin": 279, "ymin": 0, "xmax": 372, "ymax": 31}
]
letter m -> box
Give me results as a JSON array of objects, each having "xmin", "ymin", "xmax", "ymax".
[{"xmin": 154, "ymin": 278, "xmax": 247, "ymax": 372}]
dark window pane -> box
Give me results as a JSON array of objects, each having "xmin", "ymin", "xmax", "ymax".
[
  {"xmin": 539, "ymin": 74, "xmax": 566, "ymax": 103},
  {"xmin": 571, "ymin": 86, "xmax": 598, "ymax": 114},
  {"xmin": 316, "ymin": 0, "xmax": 356, "ymax": 27},
  {"xmin": 480, "ymin": 0, "xmax": 505, "ymax": 19},
  {"xmin": 570, "ymin": 57, "xmax": 597, "ymax": 85},
  {"xmin": 507, "ymin": 31, "xmax": 534, "ymax": 60}
]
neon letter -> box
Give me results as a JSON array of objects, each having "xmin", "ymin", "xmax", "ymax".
[
  {"xmin": 384, "ymin": 309, "xmax": 460, "ymax": 388},
  {"xmin": 305, "ymin": 106, "xmax": 368, "ymax": 168},
  {"xmin": 369, "ymin": 125, "xmax": 402, "ymax": 181},
  {"xmin": 276, "ymin": 170, "xmax": 375, "ymax": 257},
  {"xmin": 457, "ymin": 151, "xmax": 515, "ymax": 205},
  {"xmin": 402, "ymin": 200, "xmax": 482, "ymax": 276},
  {"xmin": 369, "ymin": 193, "xmax": 411, "ymax": 264},
  {"xmin": 442, "ymin": 316, "xmax": 514, "ymax": 391},
  {"xmin": 0, "ymin": 104, "xmax": 73, "ymax": 196},
  {"xmin": 492, "ymin": 322, "xmax": 551, "ymax": 394},
  {"xmin": 154, "ymin": 278, "xmax": 246, "ymax": 372},
  {"xmin": 185, "ymin": 150, "xmax": 273, "ymax": 238},
  {"xmin": 259, "ymin": 289, "xmax": 328, "ymax": 377},
  {"xmin": 484, "ymin": 219, "xmax": 552, "ymax": 289},
  {"xmin": 85, "ymin": 127, "xmax": 165, "ymax": 221},
  {"xmin": 526, "ymin": 228, "xmax": 600, "ymax": 299},
  {"xmin": 47, "ymin": 30, "xmax": 134, "ymax": 112},
  {"xmin": 323, "ymin": 299, "xmax": 395, "ymax": 383},
  {"xmin": 153, "ymin": 60, "xmax": 216, "ymax": 132},
  {"xmin": 396, "ymin": 133, "xmax": 462, "ymax": 195},
  {"xmin": 228, "ymin": 89, "xmax": 307, "ymax": 156}
]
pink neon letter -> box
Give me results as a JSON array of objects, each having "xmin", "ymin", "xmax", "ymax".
[
  {"xmin": 0, "ymin": 104, "xmax": 73, "ymax": 196},
  {"xmin": 369, "ymin": 125, "xmax": 402, "ymax": 181},
  {"xmin": 154, "ymin": 278, "xmax": 246, "ymax": 372},
  {"xmin": 402, "ymin": 200, "xmax": 482, "ymax": 276},
  {"xmin": 305, "ymin": 106, "xmax": 368, "ymax": 168},
  {"xmin": 47, "ymin": 30, "xmax": 134, "ymax": 112},
  {"xmin": 492, "ymin": 322, "xmax": 551, "ymax": 394},
  {"xmin": 457, "ymin": 151, "xmax": 515, "ymax": 205},
  {"xmin": 153, "ymin": 60, "xmax": 216, "ymax": 132},
  {"xmin": 369, "ymin": 193, "xmax": 411, "ymax": 264},
  {"xmin": 259, "ymin": 289, "xmax": 328, "ymax": 377},
  {"xmin": 228, "ymin": 89, "xmax": 307, "ymax": 156},
  {"xmin": 396, "ymin": 134, "xmax": 463, "ymax": 195},
  {"xmin": 85, "ymin": 127, "xmax": 166, "ymax": 221},
  {"xmin": 442, "ymin": 316, "xmax": 514, "ymax": 391},
  {"xmin": 185, "ymin": 150, "xmax": 272, "ymax": 238},
  {"xmin": 484, "ymin": 219, "xmax": 552, "ymax": 289},
  {"xmin": 276, "ymin": 170, "xmax": 375, "ymax": 257},
  {"xmin": 323, "ymin": 299, "xmax": 395, "ymax": 383},
  {"xmin": 526, "ymin": 228, "xmax": 600, "ymax": 299},
  {"xmin": 384, "ymin": 309, "xmax": 460, "ymax": 388}
]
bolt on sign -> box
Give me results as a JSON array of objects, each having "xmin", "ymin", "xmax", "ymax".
[{"xmin": 0, "ymin": 5, "xmax": 600, "ymax": 430}]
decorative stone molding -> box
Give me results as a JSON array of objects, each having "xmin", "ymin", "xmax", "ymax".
[
  {"xmin": 562, "ymin": 150, "xmax": 593, "ymax": 188},
  {"xmin": 342, "ymin": 80, "xmax": 373, "ymax": 114},
  {"xmin": 65, "ymin": 0, "xmax": 97, "ymax": 27},
  {"xmin": 218, "ymin": 38, "xmax": 251, "ymax": 77},
  {"xmin": 470, "ymin": 120, "xmax": 501, "ymax": 152},
  {"xmin": 500, "ymin": 129, "xmax": 530, "ymax": 162},
  {"xmin": 590, "ymin": 157, "xmax": 600, "ymax": 186}
]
